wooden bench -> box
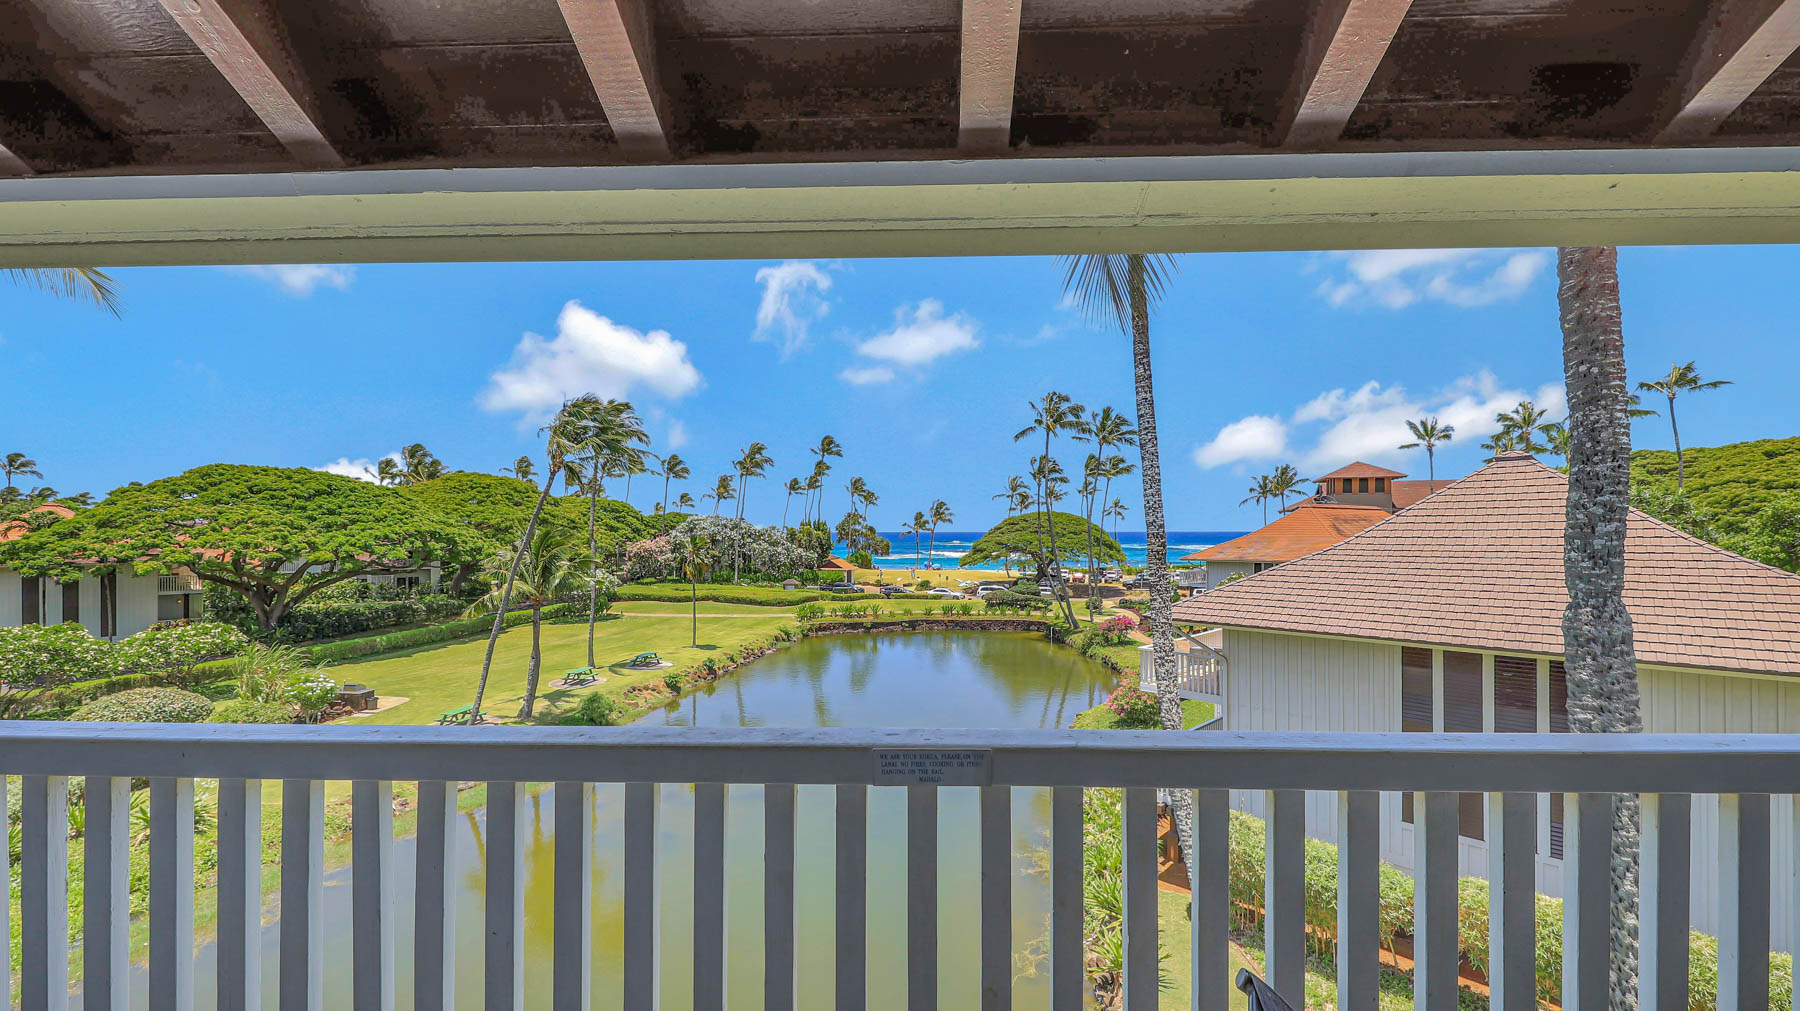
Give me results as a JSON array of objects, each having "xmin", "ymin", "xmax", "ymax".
[
  {"xmin": 436, "ymin": 705, "xmax": 474, "ymax": 725},
  {"xmin": 562, "ymin": 667, "xmax": 598, "ymax": 686}
]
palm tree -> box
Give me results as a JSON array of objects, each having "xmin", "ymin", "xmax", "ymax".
[
  {"xmin": 502, "ymin": 456, "xmax": 536, "ymax": 482},
  {"xmin": 583, "ymin": 401, "xmax": 649, "ymax": 667},
  {"xmin": 782, "ymin": 477, "xmax": 804, "ymax": 528},
  {"xmin": 1542, "ymin": 421, "xmax": 1571, "ymax": 466},
  {"xmin": 802, "ymin": 465, "xmax": 827, "ymax": 527},
  {"xmin": 926, "ymin": 500, "xmax": 953, "ymax": 573},
  {"xmin": 1014, "ymin": 392, "xmax": 1090, "ymax": 623},
  {"xmin": 659, "ymin": 453, "xmax": 689, "ymax": 516},
  {"xmin": 1557, "ymin": 245, "xmax": 1643, "ymax": 1003},
  {"xmin": 373, "ymin": 458, "xmax": 402, "ymax": 487},
  {"xmin": 906, "ymin": 511, "xmax": 928, "ymax": 574},
  {"xmin": 468, "ymin": 526, "xmax": 585, "ymax": 719},
  {"xmin": 1636, "ymin": 361, "xmax": 1732, "ymax": 493},
  {"xmin": 993, "ymin": 475, "xmax": 1029, "ymax": 575},
  {"xmin": 619, "ymin": 450, "xmax": 654, "ymax": 506},
  {"xmin": 705, "ymin": 475, "xmax": 735, "ymax": 515},
  {"xmin": 1104, "ymin": 497, "xmax": 1129, "ymax": 543},
  {"xmin": 5, "ymin": 268, "xmax": 121, "ymax": 315},
  {"xmin": 1088, "ymin": 407, "xmax": 1138, "ymax": 592},
  {"xmin": 1479, "ymin": 430, "xmax": 1519, "ymax": 461},
  {"xmin": 1060, "ymin": 251, "xmax": 1192, "ymax": 868},
  {"xmin": 1495, "ymin": 401, "xmax": 1553, "ymax": 455},
  {"xmin": 674, "ymin": 492, "xmax": 696, "ymax": 512},
  {"xmin": 398, "ymin": 443, "xmax": 445, "ymax": 484},
  {"xmin": 2, "ymin": 453, "xmax": 42, "ymax": 489},
  {"xmin": 1399, "ymin": 417, "xmax": 1455, "ymax": 481},
  {"xmin": 1240, "ymin": 475, "xmax": 1275, "ymax": 524},
  {"xmin": 731, "ymin": 442, "xmax": 772, "ymax": 580},
  {"xmin": 672, "ymin": 532, "xmax": 713, "ymax": 646},
  {"xmin": 1267, "ymin": 464, "xmax": 1303, "ymax": 510},
  {"xmin": 807, "ymin": 436, "xmax": 843, "ymax": 526},
  {"xmin": 469, "ymin": 397, "xmax": 596, "ymax": 723},
  {"xmin": 857, "ymin": 483, "xmax": 878, "ymax": 528}
]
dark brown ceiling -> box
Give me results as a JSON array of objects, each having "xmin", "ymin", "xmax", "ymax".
[{"xmin": 0, "ymin": 0, "xmax": 1795, "ymax": 177}]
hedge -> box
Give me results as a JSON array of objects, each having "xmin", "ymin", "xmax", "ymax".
[
  {"xmin": 616, "ymin": 584, "xmax": 888, "ymax": 606},
  {"xmin": 274, "ymin": 596, "xmax": 463, "ymax": 641},
  {"xmin": 70, "ymin": 687, "xmax": 215, "ymax": 723},
  {"xmin": 1224, "ymin": 809, "xmax": 1794, "ymax": 1009},
  {"xmin": 302, "ymin": 602, "xmax": 584, "ymax": 663}
]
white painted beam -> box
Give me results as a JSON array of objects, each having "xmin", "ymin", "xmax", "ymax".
[
  {"xmin": 352, "ymin": 780, "xmax": 397, "ymax": 1011},
  {"xmin": 280, "ymin": 779, "xmax": 324, "ymax": 1011},
  {"xmin": 152, "ymin": 0, "xmax": 341, "ymax": 168},
  {"xmin": 414, "ymin": 781, "xmax": 458, "ymax": 1011},
  {"xmin": 1658, "ymin": 0, "xmax": 1800, "ymax": 144},
  {"xmin": 85, "ymin": 777, "xmax": 132, "ymax": 1011},
  {"xmin": 22, "ymin": 775, "xmax": 69, "ymax": 1011},
  {"xmin": 1276, "ymin": 0, "xmax": 1416, "ymax": 148},
  {"xmin": 554, "ymin": 0, "xmax": 672, "ymax": 159},
  {"xmin": 1337, "ymin": 790, "xmax": 1378, "ymax": 1011},
  {"xmin": 1640, "ymin": 793, "xmax": 1692, "ymax": 1011},
  {"xmin": 1123, "ymin": 788, "xmax": 1160, "ymax": 1011},
  {"xmin": 218, "ymin": 778, "xmax": 263, "ymax": 1011},
  {"xmin": 958, "ymin": 0, "xmax": 1023, "ymax": 154}
]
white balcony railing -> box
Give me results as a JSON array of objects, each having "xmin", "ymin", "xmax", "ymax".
[
  {"xmin": 1139, "ymin": 644, "xmax": 1223, "ymax": 702},
  {"xmin": 2, "ymin": 723, "xmax": 1794, "ymax": 1010},
  {"xmin": 157, "ymin": 573, "xmax": 201, "ymax": 593}
]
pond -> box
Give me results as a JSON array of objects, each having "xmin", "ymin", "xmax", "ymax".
[{"xmin": 121, "ymin": 631, "xmax": 1119, "ymax": 1010}]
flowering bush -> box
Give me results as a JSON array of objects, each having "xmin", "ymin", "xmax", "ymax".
[
  {"xmin": 1099, "ymin": 614, "xmax": 1137, "ymax": 641},
  {"xmin": 1102, "ymin": 687, "xmax": 1159, "ymax": 728},
  {"xmin": 71, "ymin": 687, "xmax": 215, "ymax": 723},
  {"xmin": 287, "ymin": 671, "xmax": 340, "ymax": 721},
  {"xmin": 623, "ymin": 535, "xmax": 676, "ymax": 580},
  {"xmin": 116, "ymin": 621, "xmax": 250, "ymax": 687},
  {"xmin": 0, "ymin": 622, "xmax": 116, "ymax": 685}
]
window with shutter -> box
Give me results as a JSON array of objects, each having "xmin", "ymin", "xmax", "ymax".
[
  {"xmin": 20, "ymin": 576, "xmax": 40, "ymax": 625},
  {"xmin": 1442, "ymin": 651, "xmax": 1484, "ymax": 840},
  {"xmin": 1548, "ymin": 661, "xmax": 1569, "ymax": 857},
  {"xmin": 61, "ymin": 581, "xmax": 80, "ymax": 626},
  {"xmin": 1400, "ymin": 647, "xmax": 1433, "ymax": 824},
  {"xmin": 1493, "ymin": 655, "xmax": 1537, "ymax": 733}
]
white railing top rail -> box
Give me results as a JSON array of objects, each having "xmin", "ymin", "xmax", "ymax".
[{"xmin": 2, "ymin": 722, "xmax": 1798, "ymax": 793}]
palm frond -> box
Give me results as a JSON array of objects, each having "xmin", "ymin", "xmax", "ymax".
[{"xmin": 5, "ymin": 267, "xmax": 123, "ymax": 316}]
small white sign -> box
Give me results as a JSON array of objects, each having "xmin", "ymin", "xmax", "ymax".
[{"xmin": 873, "ymin": 749, "xmax": 993, "ymax": 787}]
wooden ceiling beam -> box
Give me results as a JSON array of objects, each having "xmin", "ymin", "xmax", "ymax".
[
  {"xmin": 1274, "ymin": 0, "xmax": 1416, "ymax": 149},
  {"xmin": 958, "ymin": 0, "xmax": 1023, "ymax": 154},
  {"xmin": 1657, "ymin": 0, "xmax": 1800, "ymax": 144},
  {"xmin": 555, "ymin": 0, "xmax": 672, "ymax": 160},
  {"xmin": 0, "ymin": 142, "xmax": 31, "ymax": 177},
  {"xmin": 153, "ymin": 0, "xmax": 340, "ymax": 169}
]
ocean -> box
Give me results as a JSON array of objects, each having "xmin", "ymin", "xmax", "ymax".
[{"xmin": 835, "ymin": 530, "xmax": 1248, "ymax": 570}]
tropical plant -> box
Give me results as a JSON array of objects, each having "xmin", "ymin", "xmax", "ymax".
[
  {"xmin": 502, "ymin": 456, "xmax": 536, "ymax": 482},
  {"xmin": 397, "ymin": 443, "xmax": 445, "ymax": 484},
  {"xmin": 2, "ymin": 452, "xmax": 42, "ymax": 489},
  {"xmin": 927, "ymin": 499, "xmax": 954, "ymax": 575},
  {"xmin": 1059, "ymin": 251, "xmax": 1193, "ymax": 870},
  {"xmin": 675, "ymin": 492, "xmax": 696, "ymax": 512},
  {"xmin": 468, "ymin": 525, "xmax": 588, "ymax": 718},
  {"xmin": 1495, "ymin": 400, "xmax": 1554, "ymax": 456},
  {"xmin": 704, "ymin": 474, "xmax": 735, "ymax": 515},
  {"xmin": 71, "ymin": 687, "xmax": 215, "ymax": 723},
  {"xmin": 6, "ymin": 266, "xmax": 121, "ymax": 314},
  {"xmin": 114, "ymin": 621, "xmax": 250, "ymax": 688},
  {"xmin": 372, "ymin": 457, "xmax": 402, "ymax": 486},
  {"xmin": 673, "ymin": 530, "xmax": 714, "ymax": 646},
  {"xmin": 1240, "ymin": 474, "xmax": 1276, "ymax": 524},
  {"xmin": 1104, "ymin": 498, "xmax": 1128, "ymax": 543},
  {"xmin": 1557, "ymin": 244, "xmax": 1643, "ymax": 1001},
  {"xmin": 469, "ymin": 396, "xmax": 598, "ymax": 723},
  {"xmin": 659, "ymin": 453, "xmax": 690, "ymax": 516},
  {"xmin": 782, "ymin": 477, "xmax": 805, "ymax": 528},
  {"xmin": 1266, "ymin": 464, "xmax": 1303, "ymax": 510},
  {"xmin": 806, "ymin": 436, "xmax": 843, "ymax": 526},
  {"xmin": 904, "ymin": 512, "xmax": 928, "ymax": 572},
  {"xmin": 577, "ymin": 400, "xmax": 649, "ymax": 666},
  {"xmin": 1398, "ymin": 417, "xmax": 1455, "ymax": 481},
  {"xmin": 1015, "ymin": 391, "xmax": 1090, "ymax": 624},
  {"xmin": 959, "ymin": 512, "xmax": 1126, "ymax": 574},
  {"xmin": 1542, "ymin": 421, "xmax": 1571, "ymax": 465},
  {"xmin": 230, "ymin": 642, "xmax": 313, "ymax": 703},
  {"xmin": 1637, "ymin": 361, "xmax": 1732, "ymax": 493},
  {"xmin": 992, "ymin": 475, "xmax": 1030, "ymax": 574}
]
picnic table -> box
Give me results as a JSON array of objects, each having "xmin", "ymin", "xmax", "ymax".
[
  {"xmin": 563, "ymin": 667, "xmax": 598, "ymax": 686},
  {"xmin": 436, "ymin": 705, "xmax": 474, "ymax": 725},
  {"xmin": 626, "ymin": 652, "xmax": 660, "ymax": 668}
]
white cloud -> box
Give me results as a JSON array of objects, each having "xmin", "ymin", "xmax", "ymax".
[
  {"xmin": 1315, "ymin": 249, "xmax": 1550, "ymax": 310},
  {"xmin": 666, "ymin": 419, "xmax": 689, "ymax": 449},
  {"xmin": 228, "ymin": 264, "xmax": 356, "ymax": 296},
  {"xmin": 315, "ymin": 453, "xmax": 400, "ymax": 483},
  {"xmin": 753, "ymin": 261, "xmax": 832, "ymax": 357},
  {"xmin": 839, "ymin": 366, "xmax": 896, "ymax": 386},
  {"xmin": 853, "ymin": 299, "xmax": 979, "ymax": 367},
  {"xmin": 1193, "ymin": 415, "xmax": 1288, "ymax": 468},
  {"xmin": 479, "ymin": 302, "xmax": 703, "ymax": 419}
]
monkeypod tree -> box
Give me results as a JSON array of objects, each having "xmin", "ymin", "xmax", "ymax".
[
  {"xmin": 959, "ymin": 511, "xmax": 1125, "ymax": 577},
  {"xmin": 3, "ymin": 464, "xmax": 473, "ymax": 631}
]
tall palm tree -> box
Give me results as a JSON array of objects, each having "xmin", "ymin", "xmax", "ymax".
[
  {"xmin": 906, "ymin": 511, "xmax": 928, "ymax": 573},
  {"xmin": 993, "ymin": 476, "xmax": 1029, "ymax": 575},
  {"xmin": 469, "ymin": 397, "xmax": 595, "ymax": 723},
  {"xmin": 659, "ymin": 453, "xmax": 689, "ymax": 516},
  {"xmin": 807, "ymin": 435, "xmax": 843, "ymax": 526},
  {"xmin": 469, "ymin": 526, "xmax": 586, "ymax": 719},
  {"xmin": 1060, "ymin": 251, "xmax": 1193, "ymax": 869},
  {"xmin": 1267, "ymin": 464, "xmax": 1303, "ymax": 510},
  {"xmin": 673, "ymin": 532, "xmax": 713, "ymax": 646},
  {"xmin": 5, "ymin": 267, "xmax": 121, "ymax": 315},
  {"xmin": 845, "ymin": 476, "xmax": 871, "ymax": 524},
  {"xmin": 2, "ymin": 453, "xmax": 42, "ymax": 489},
  {"xmin": 1105, "ymin": 498, "xmax": 1129, "ymax": 543},
  {"xmin": 583, "ymin": 401, "xmax": 648, "ymax": 667},
  {"xmin": 1495, "ymin": 401, "xmax": 1553, "ymax": 455},
  {"xmin": 782, "ymin": 477, "xmax": 804, "ymax": 528},
  {"xmin": 501, "ymin": 456, "xmax": 536, "ymax": 482},
  {"xmin": 802, "ymin": 464, "xmax": 827, "ymax": 527},
  {"xmin": 374, "ymin": 458, "xmax": 402, "ymax": 487},
  {"xmin": 1398, "ymin": 417, "xmax": 1455, "ymax": 481},
  {"xmin": 731, "ymin": 442, "xmax": 772, "ymax": 580},
  {"xmin": 398, "ymin": 443, "xmax": 445, "ymax": 484},
  {"xmin": 1636, "ymin": 361, "xmax": 1732, "ymax": 493},
  {"xmin": 856, "ymin": 483, "xmax": 879, "ymax": 528},
  {"xmin": 619, "ymin": 450, "xmax": 654, "ymax": 506},
  {"xmin": 1542, "ymin": 421, "xmax": 1571, "ymax": 466},
  {"xmin": 926, "ymin": 500, "xmax": 953, "ymax": 572},
  {"xmin": 1480, "ymin": 430, "xmax": 1519, "ymax": 460},
  {"xmin": 1088, "ymin": 407, "xmax": 1138, "ymax": 592},
  {"xmin": 674, "ymin": 492, "xmax": 696, "ymax": 512},
  {"xmin": 1014, "ymin": 392, "xmax": 1089, "ymax": 622},
  {"xmin": 705, "ymin": 475, "xmax": 735, "ymax": 515},
  {"xmin": 1240, "ymin": 475, "xmax": 1275, "ymax": 524},
  {"xmin": 1558, "ymin": 245, "xmax": 1643, "ymax": 1004}
]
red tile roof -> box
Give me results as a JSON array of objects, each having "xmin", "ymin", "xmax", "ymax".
[
  {"xmin": 1174, "ymin": 455, "xmax": 1800, "ymax": 676},
  {"xmin": 1391, "ymin": 479, "xmax": 1455, "ymax": 509},
  {"xmin": 1181, "ymin": 502, "xmax": 1394, "ymax": 563},
  {"xmin": 819, "ymin": 556, "xmax": 858, "ymax": 572},
  {"xmin": 1314, "ymin": 462, "xmax": 1407, "ymax": 482},
  {"xmin": 0, "ymin": 503, "xmax": 75, "ymax": 543}
]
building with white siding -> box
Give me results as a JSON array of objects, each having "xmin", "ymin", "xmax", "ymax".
[
  {"xmin": 0, "ymin": 505, "xmax": 203, "ymax": 639},
  {"xmin": 1172, "ymin": 452, "xmax": 1800, "ymax": 950}
]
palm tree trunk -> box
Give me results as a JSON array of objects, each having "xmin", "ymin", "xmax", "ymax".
[
  {"xmin": 927, "ymin": 523, "xmax": 937, "ymax": 572},
  {"xmin": 470, "ymin": 468, "xmax": 556, "ymax": 722},
  {"xmin": 517, "ymin": 603, "xmax": 543, "ymax": 719},
  {"xmin": 1042, "ymin": 432, "xmax": 1079, "ymax": 626},
  {"xmin": 1128, "ymin": 258, "xmax": 1196, "ymax": 874},
  {"xmin": 1557, "ymin": 245, "xmax": 1642, "ymax": 1009},
  {"xmin": 1668, "ymin": 395, "xmax": 1684, "ymax": 493},
  {"xmin": 662, "ymin": 473, "xmax": 672, "ymax": 516},
  {"xmin": 690, "ymin": 579, "xmax": 698, "ymax": 645},
  {"xmin": 1427, "ymin": 446, "xmax": 1435, "ymax": 482},
  {"xmin": 587, "ymin": 462, "xmax": 600, "ymax": 669}
]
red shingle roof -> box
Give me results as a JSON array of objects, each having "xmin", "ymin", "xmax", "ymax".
[
  {"xmin": 0, "ymin": 503, "xmax": 74, "ymax": 543},
  {"xmin": 1391, "ymin": 479, "xmax": 1455, "ymax": 509},
  {"xmin": 1173, "ymin": 455, "xmax": 1800, "ymax": 676},
  {"xmin": 1314, "ymin": 462, "xmax": 1407, "ymax": 482},
  {"xmin": 1182, "ymin": 502, "xmax": 1393, "ymax": 563}
]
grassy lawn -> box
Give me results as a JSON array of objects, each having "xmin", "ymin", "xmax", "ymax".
[{"xmin": 1072, "ymin": 698, "xmax": 1214, "ymax": 729}]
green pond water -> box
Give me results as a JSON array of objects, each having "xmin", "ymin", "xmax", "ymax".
[{"xmin": 124, "ymin": 631, "xmax": 1117, "ymax": 1009}]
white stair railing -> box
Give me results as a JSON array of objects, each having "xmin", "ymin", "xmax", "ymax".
[{"xmin": 1, "ymin": 723, "xmax": 1796, "ymax": 1010}]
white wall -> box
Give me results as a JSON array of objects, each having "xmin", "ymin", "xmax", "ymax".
[
  {"xmin": 1222, "ymin": 628, "xmax": 1800, "ymax": 951},
  {"xmin": 0, "ymin": 567, "xmax": 172, "ymax": 640},
  {"xmin": 1204, "ymin": 561, "xmax": 1256, "ymax": 591}
]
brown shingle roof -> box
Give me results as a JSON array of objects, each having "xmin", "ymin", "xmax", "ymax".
[
  {"xmin": 1182, "ymin": 502, "xmax": 1393, "ymax": 563},
  {"xmin": 1314, "ymin": 462, "xmax": 1407, "ymax": 482},
  {"xmin": 1391, "ymin": 479, "xmax": 1455, "ymax": 509},
  {"xmin": 1173, "ymin": 455, "xmax": 1800, "ymax": 676}
]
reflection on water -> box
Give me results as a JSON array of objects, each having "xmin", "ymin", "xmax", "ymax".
[{"xmin": 118, "ymin": 632, "xmax": 1115, "ymax": 1009}]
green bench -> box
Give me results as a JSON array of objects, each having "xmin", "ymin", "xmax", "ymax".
[
  {"xmin": 563, "ymin": 667, "xmax": 598, "ymax": 686},
  {"xmin": 436, "ymin": 705, "xmax": 475, "ymax": 725},
  {"xmin": 626, "ymin": 652, "xmax": 660, "ymax": 668}
]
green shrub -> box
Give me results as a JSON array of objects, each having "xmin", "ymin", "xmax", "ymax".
[
  {"xmin": 616, "ymin": 583, "xmax": 882, "ymax": 607},
  {"xmin": 287, "ymin": 671, "xmax": 341, "ymax": 720},
  {"xmin": 563, "ymin": 691, "xmax": 622, "ymax": 726},
  {"xmin": 302, "ymin": 603, "xmax": 578, "ymax": 663},
  {"xmin": 116, "ymin": 621, "xmax": 251, "ymax": 687},
  {"xmin": 71, "ymin": 687, "xmax": 216, "ymax": 723},
  {"xmin": 206, "ymin": 699, "xmax": 294, "ymax": 724},
  {"xmin": 662, "ymin": 671, "xmax": 684, "ymax": 692},
  {"xmin": 273, "ymin": 596, "xmax": 462, "ymax": 641}
]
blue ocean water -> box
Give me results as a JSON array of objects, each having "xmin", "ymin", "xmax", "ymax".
[{"xmin": 837, "ymin": 530, "xmax": 1248, "ymax": 570}]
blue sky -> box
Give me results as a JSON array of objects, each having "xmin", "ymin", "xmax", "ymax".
[{"xmin": 0, "ymin": 246, "xmax": 1787, "ymax": 530}]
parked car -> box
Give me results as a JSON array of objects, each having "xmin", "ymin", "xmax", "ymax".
[
  {"xmin": 974, "ymin": 586, "xmax": 1007, "ymax": 599},
  {"xmin": 878, "ymin": 584, "xmax": 910, "ymax": 596},
  {"xmin": 1103, "ymin": 569, "xmax": 1124, "ymax": 583},
  {"xmin": 819, "ymin": 583, "xmax": 863, "ymax": 594},
  {"xmin": 927, "ymin": 587, "xmax": 966, "ymax": 599}
]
